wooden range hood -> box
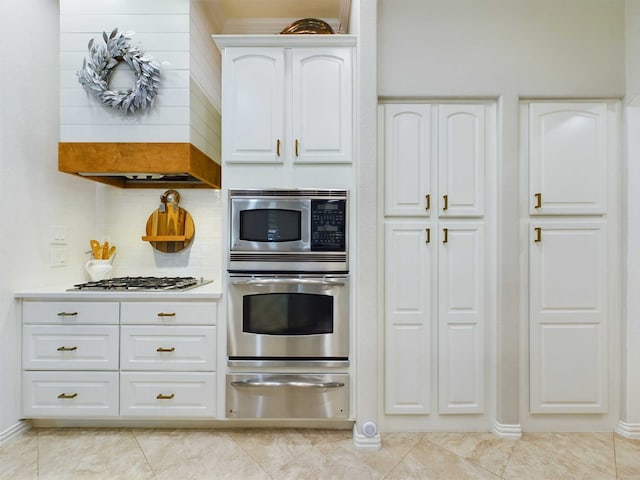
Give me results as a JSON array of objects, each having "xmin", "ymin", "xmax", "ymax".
[{"xmin": 59, "ymin": 142, "xmax": 221, "ymax": 189}]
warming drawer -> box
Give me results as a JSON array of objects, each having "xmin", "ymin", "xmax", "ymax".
[{"xmin": 226, "ymin": 373, "xmax": 349, "ymax": 419}]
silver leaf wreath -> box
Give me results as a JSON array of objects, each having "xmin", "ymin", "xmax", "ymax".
[{"xmin": 77, "ymin": 28, "xmax": 161, "ymax": 114}]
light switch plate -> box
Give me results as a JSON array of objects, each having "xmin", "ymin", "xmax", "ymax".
[
  {"xmin": 49, "ymin": 246, "xmax": 68, "ymax": 267},
  {"xmin": 50, "ymin": 225, "xmax": 67, "ymax": 244}
]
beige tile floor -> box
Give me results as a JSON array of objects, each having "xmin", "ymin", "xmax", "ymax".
[{"xmin": 0, "ymin": 428, "xmax": 638, "ymax": 479}]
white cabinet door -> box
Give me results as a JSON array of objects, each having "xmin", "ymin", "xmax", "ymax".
[
  {"xmin": 438, "ymin": 222, "xmax": 485, "ymax": 413},
  {"xmin": 438, "ymin": 105, "xmax": 485, "ymax": 217},
  {"xmin": 528, "ymin": 102, "xmax": 608, "ymax": 215},
  {"xmin": 292, "ymin": 48, "xmax": 352, "ymax": 163},
  {"xmin": 384, "ymin": 104, "xmax": 432, "ymax": 216},
  {"xmin": 222, "ymin": 48, "xmax": 285, "ymax": 163},
  {"xmin": 23, "ymin": 325, "xmax": 119, "ymax": 370},
  {"xmin": 120, "ymin": 326, "xmax": 216, "ymax": 371},
  {"xmin": 384, "ymin": 222, "xmax": 433, "ymax": 414},
  {"xmin": 23, "ymin": 371, "xmax": 119, "ymax": 418},
  {"xmin": 120, "ymin": 372, "xmax": 216, "ymax": 418},
  {"xmin": 529, "ymin": 221, "xmax": 608, "ymax": 413}
]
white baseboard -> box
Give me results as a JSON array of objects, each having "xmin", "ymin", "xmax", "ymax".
[
  {"xmin": 493, "ymin": 421, "xmax": 522, "ymax": 439},
  {"xmin": 352, "ymin": 424, "xmax": 381, "ymax": 450},
  {"xmin": 0, "ymin": 420, "xmax": 31, "ymax": 446},
  {"xmin": 616, "ymin": 420, "xmax": 640, "ymax": 439}
]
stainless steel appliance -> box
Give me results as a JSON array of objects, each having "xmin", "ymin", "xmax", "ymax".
[
  {"xmin": 68, "ymin": 276, "xmax": 212, "ymax": 291},
  {"xmin": 226, "ymin": 373, "xmax": 349, "ymax": 419},
  {"xmin": 228, "ymin": 189, "xmax": 348, "ymax": 272},
  {"xmin": 227, "ymin": 274, "xmax": 349, "ymax": 366}
]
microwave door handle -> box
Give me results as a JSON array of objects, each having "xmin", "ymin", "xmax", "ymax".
[
  {"xmin": 231, "ymin": 379, "xmax": 345, "ymax": 389},
  {"xmin": 231, "ymin": 278, "xmax": 345, "ymax": 287}
]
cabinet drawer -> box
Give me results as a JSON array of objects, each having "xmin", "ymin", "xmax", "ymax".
[
  {"xmin": 120, "ymin": 302, "xmax": 217, "ymax": 325},
  {"xmin": 23, "ymin": 325, "xmax": 119, "ymax": 370},
  {"xmin": 23, "ymin": 301, "xmax": 119, "ymax": 325},
  {"xmin": 120, "ymin": 372, "xmax": 215, "ymax": 417},
  {"xmin": 23, "ymin": 371, "xmax": 118, "ymax": 418},
  {"xmin": 120, "ymin": 326, "xmax": 216, "ymax": 371}
]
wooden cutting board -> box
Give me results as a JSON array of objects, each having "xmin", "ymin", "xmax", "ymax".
[{"xmin": 142, "ymin": 204, "xmax": 195, "ymax": 253}]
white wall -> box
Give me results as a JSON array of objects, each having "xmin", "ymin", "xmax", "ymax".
[
  {"xmin": 0, "ymin": 0, "xmax": 98, "ymax": 435},
  {"xmin": 377, "ymin": 0, "xmax": 626, "ymax": 433},
  {"xmin": 622, "ymin": 0, "xmax": 640, "ymax": 437}
]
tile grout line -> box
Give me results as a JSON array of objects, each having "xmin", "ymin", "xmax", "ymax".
[
  {"xmin": 131, "ymin": 428, "xmax": 158, "ymax": 479},
  {"xmin": 382, "ymin": 432, "xmax": 428, "ymax": 479}
]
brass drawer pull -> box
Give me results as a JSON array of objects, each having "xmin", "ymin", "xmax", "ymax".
[
  {"xmin": 443, "ymin": 194, "xmax": 449, "ymax": 211},
  {"xmin": 157, "ymin": 312, "xmax": 176, "ymax": 317},
  {"xmin": 57, "ymin": 312, "xmax": 78, "ymax": 317},
  {"xmin": 295, "ymin": 139, "xmax": 300, "ymax": 157},
  {"xmin": 425, "ymin": 194, "xmax": 431, "ymax": 210},
  {"xmin": 56, "ymin": 346, "xmax": 78, "ymax": 352},
  {"xmin": 156, "ymin": 347, "xmax": 175, "ymax": 353},
  {"xmin": 443, "ymin": 228, "xmax": 449, "ymax": 244},
  {"xmin": 534, "ymin": 193, "xmax": 542, "ymax": 209},
  {"xmin": 276, "ymin": 138, "xmax": 281, "ymax": 157},
  {"xmin": 534, "ymin": 227, "xmax": 542, "ymax": 243},
  {"xmin": 57, "ymin": 393, "xmax": 78, "ymax": 399},
  {"xmin": 425, "ymin": 228, "xmax": 431, "ymax": 244},
  {"xmin": 156, "ymin": 393, "xmax": 175, "ymax": 400}
]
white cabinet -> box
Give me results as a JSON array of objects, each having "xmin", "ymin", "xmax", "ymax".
[
  {"xmin": 384, "ymin": 103, "xmax": 486, "ymax": 217},
  {"xmin": 382, "ymin": 102, "xmax": 493, "ymax": 419},
  {"xmin": 384, "ymin": 222, "xmax": 432, "ymax": 414},
  {"xmin": 523, "ymin": 100, "xmax": 618, "ymax": 418},
  {"xmin": 437, "ymin": 223, "xmax": 485, "ymax": 414},
  {"xmin": 21, "ymin": 299, "xmax": 219, "ymax": 419},
  {"xmin": 384, "ymin": 105, "xmax": 432, "ymax": 216},
  {"xmin": 22, "ymin": 301, "xmax": 120, "ymax": 418},
  {"xmin": 528, "ymin": 102, "xmax": 608, "ymax": 215},
  {"xmin": 218, "ymin": 39, "xmax": 353, "ymax": 164},
  {"xmin": 529, "ymin": 221, "xmax": 608, "ymax": 413},
  {"xmin": 120, "ymin": 372, "xmax": 216, "ymax": 418}
]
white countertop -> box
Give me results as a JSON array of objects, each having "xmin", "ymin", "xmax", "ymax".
[{"xmin": 14, "ymin": 281, "xmax": 222, "ymax": 301}]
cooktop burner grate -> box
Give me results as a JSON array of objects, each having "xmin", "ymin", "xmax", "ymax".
[{"xmin": 69, "ymin": 276, "xmax": 211, "ymax": 291}]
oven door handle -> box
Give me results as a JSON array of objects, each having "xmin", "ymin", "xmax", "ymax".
[
  {"xmin": 230, "ymin": 379, "xmax": 345, "ymax": 389},
  {"xmin": 231, "ymin": 278, "xmax": 345, "ymax": 287}
]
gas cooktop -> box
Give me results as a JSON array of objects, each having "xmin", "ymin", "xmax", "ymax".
[{"xmin": 68, "ymin": 276, "xmax": 212, "ymax": 291}]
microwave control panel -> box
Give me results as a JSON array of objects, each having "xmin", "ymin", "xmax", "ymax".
[{"xmin": 310, "ymin": 199, "xmax": 346, "ymax": 251}]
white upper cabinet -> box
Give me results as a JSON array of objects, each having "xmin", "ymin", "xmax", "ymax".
[
  {"xmin": 438, "ymin": 105, "xmax": 485, "ymax": 217},
  {"xmin": 217, "ymin": 37, "xmax": 354, "ymax": 164},
  {"xmin": 384, "ymin": 104, "xmax": 432, "ymax": 216},
  {"xmin": 383, "ymin": 103, "xmax": 486, "ymax": 218},
  {"xmin": 528, "ymin": 102, "xmax": 608, "ymax": 215},
  {"xmin": 292, "ymin": 48, "xmax": 352, "ymax": 163},
  {"xmin": 222, "ymin": 48, "xmax": 285, "ymax": 163}
]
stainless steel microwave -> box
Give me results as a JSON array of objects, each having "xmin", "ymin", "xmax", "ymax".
[{"xmin": 228, "ymin": 189, "xmax": 348, "ymax": 272}]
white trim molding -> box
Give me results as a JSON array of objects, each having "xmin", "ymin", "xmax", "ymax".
[
  {"xmin": 352, "ymin": 424, "xmax": 381, "ymax": 450},
  {"xmin": 0, "ymin": 420, "xmax": 31, "ymax": 447},
  {"xmin": 616, "ymin": 420, "xmax": 640, "ymax": 439},
  {"xmin": 493, "ymin": 421, "xmax": 522, "ymax": 439}
]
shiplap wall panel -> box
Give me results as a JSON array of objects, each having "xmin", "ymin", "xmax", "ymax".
[
  {"xmin": 60, "ymin": 0, "xmax": 189, "ymax": 15},
  {"xmin": 60, "ymin": 0, "xmax": 221, "ymax": 154},
  {"xmin": 189, "ymin": 0, "xmax": 221, "ymax": 161}
]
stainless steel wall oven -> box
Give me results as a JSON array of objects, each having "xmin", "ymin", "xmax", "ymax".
[{"xmin": 226, "ymin": 188, "xmax": 350, "ymax": 419}]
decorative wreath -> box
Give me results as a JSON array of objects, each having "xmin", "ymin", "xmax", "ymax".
[{"xmin": 77, "ymin": 28, "xmax": 160, "ymax": 114}]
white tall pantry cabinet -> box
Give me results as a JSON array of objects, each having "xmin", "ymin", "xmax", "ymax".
[
  {"xmin": 524, "ymin": 101, "xmax": 618, "ymax": 415},
  {"xmin": 382, "ymin": 102, "xmax": 494, "ymax": 420}
]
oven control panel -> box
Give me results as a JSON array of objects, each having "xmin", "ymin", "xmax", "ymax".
[{"xmin": 310, "ymin": 199, "xmax": 346, "ymax": 251}]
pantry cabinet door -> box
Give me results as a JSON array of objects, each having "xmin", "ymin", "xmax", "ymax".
[
  {"xmin": 222, "ymin": 48, "xmax": 285, "ymax": 163},
  {"xmin": 438, "ymin": 222, "xmax": 485, "ymax": 413},
  {"xmin": 384, "ymin": 222, "xmax": 433, "ymax": 414},
  {"xmin": 529, "ymin": 221, "xmax": 608, "ymax": 413},
  {"xmin": 384, "ymin": 104, "xmax": 432, "ymax": 216},
  {"xmin": 291, "ymin": 48, "xmax": 352, "ymax": 163},
  {"xmin": 438, "ymin": 105, "xmax": 485, "ymax": 217},
  {"xmin": 528, "ymin": 102, "xmax": 608, "ymax": 215}
]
